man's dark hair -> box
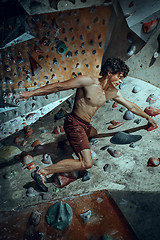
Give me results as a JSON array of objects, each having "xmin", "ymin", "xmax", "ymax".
[{"xmin": 100, "ymin": 58, "xmax": 129, "ymax": 78}]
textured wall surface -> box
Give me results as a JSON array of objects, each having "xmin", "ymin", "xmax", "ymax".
[{"xmin": 0, "ymin": 6, "xmax": 111, "ymax": 90}]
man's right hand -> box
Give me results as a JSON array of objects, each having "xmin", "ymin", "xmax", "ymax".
[{"xmin": 15, "ymin": 91, "xmax": 31, "ymax": 102}]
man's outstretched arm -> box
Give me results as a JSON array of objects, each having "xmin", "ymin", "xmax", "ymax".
[
  {"xmin": 15, "ymin": 75, "xmax": 93, "ymax": 102},
  {"xmin": 113, "ymin": 90, "xmax": 157, "ymax": 127}
]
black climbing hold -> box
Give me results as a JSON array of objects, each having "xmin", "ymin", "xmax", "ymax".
[
  {"xmin": 110, "ymin": 131, "xmax": 142, "ymax": 145},
  {"xmin": 82, "ymin": 171, "xmax": 91, "ymax": 181},
  {"xmin": 80, "ymin": 35, "xmax": 83, "ymax": 40},
  {"xmin": 75, "ymin": 50, "xmax": 78, "ymax": 56},
  {"xmin": 99, "ymin": 42, "xmax": 102, "ymax": 47},
  {"xmin": 81, "ymin": 50, "xmax": 85, "ymax": 55},
  {"xmin": 53, "ymin": 58, "xmax": 58, "ymax": 65},
  {"xmin": 66, "ymin": 51, "xmax": 72, "ymax": 58}
]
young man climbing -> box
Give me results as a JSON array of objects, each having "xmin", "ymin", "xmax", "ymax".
[{"xmin": 16, "ymin": 58, "xmax": 156, "ymax": 191}]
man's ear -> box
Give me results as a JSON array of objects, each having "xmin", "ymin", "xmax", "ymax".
[{"xmin": 107, "ymin": 72, "xmax": 112, "ymax": 77}]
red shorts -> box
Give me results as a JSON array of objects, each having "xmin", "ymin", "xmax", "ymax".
[{"xmin": 64, "ymin": 112, "xmax": 92, "ymax": 155}]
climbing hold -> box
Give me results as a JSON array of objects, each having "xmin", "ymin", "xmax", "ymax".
[
  {"xmin": 82, "ymin": 171, "xmax": 91, "ymax": 181},
  {"xmin": 91, "ymin": 149, "xmax": 97, "ymax": 159},
  {"xmin": 144, "ymin": 106, "xmax": 160, "ymax": 116},
  {"xmin": 103, "ymin": 163, "xmax": 111, "ymax": 172},
  {"xmin": 31, "ymin": 140, "xmax": 42, "ymax": 148},
  {"xmin": 26, "ymin": 187, "xmax": 41, "ymax": 197},
  {"xmin": 134, "ymin": 119, "xmax": 141, "ymax": 124},
  {"xmin": 39, "ymin": 37, "xmax": 51, "ymax": 46},
  {"xmin": 14, "ymin": 135, "xmax": 24, "ymax": 144},
  {"xmin": 53, "ymin": 58, "xmax": 58, "ymax": 65},
  {"xmin": 42, "ymin": 154, "xmax": 52, "ymax": 164},
  {"xmin": 79, "ymin": 210, "xmax": 92, "ymax": 223},
  {"xmin": 24, "ymin": 126, "xmax": 33, "ymax": 138},
  {"xmin": 146, "ymin": 94, "xmax": 160, "ymax": 104},
  {"xmin": 129, "ymin": 142, "xmax": 136, "ymax": 148},
  {"xmin": 107, "ymin": 148, "xmax": 122, "ymax": 157},
  {"xmin": 108, "ymin": 120, "xmax": 125, "ymax": 130},
  {"xmin": 100, "ymin": 145, "xmax": 110, "ymax": 150},
  {"xmin": 22, "ymin": 154, "xmax": 34, "ymax": 165},
  {"xmin": 123, "ymin": 110, "xmax": 135, "ymax": 120},
  {"xmin": 89, "ymin": 138, "xmax": 98, "ymax": 145},
  {"xmin": 52, "ymin": 126, "xmax": 65, "ymax": 134},
  {"xmin": 26, "ymin": 113, "xmax": 36, "ymax": 121},
  {"xmin": 3, "ymin": 170, "xmax": 17, "ymax": 179},
  {"xmin": 100, "ymin": 234, "xmax": 116, "ymax": 240},
  {"xmin": 142, "ymin": 18, "xmax": 159, "ymax": 33},
  {"xmin": 112, "ymin": 101, "xmax": 118, "ymax": 108},
  {"xmin": 66, "ymin": 51, "xmax": 72, "ymax": 58},
  {"xmin": 132, "ymin": 85, "xmax": 142, "ymax": 93},
  {"xmin": 29, "ymin": 211, "xmax": 41, "ymax": 226},
  {"xmin": 147, "ymin": 157, "xmax": 160, "ymax": 167},
  {"xmin": 146, "ymin": 122, "xmax": 158, "ymax": 131},
  {"xmin": 56, "ymin": 41, "xmax": 67, "ymax": 54},
  {"xmin": 127, "ymin": 43, "xmax": 136, "ymax": 56},
  {"xmin": 110, "ymin": 131, "xmax": 142, "ymax": 144},
  {"xmin": 46, "ymin": 201, "xmax": 73, "ymax": 230},
  {"xmin": 119, "ymin": 107, "xmax": 126, "ymax": 112}
]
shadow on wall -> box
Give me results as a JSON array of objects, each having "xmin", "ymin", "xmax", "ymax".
[{"xmin": 102, "ymin": 1, "xmax": 145, "ymax": 64}]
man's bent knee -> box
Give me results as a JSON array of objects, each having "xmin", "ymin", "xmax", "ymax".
[{"xmin": 78, "ymin": 149, "xmax": 94, "ymax": 170}]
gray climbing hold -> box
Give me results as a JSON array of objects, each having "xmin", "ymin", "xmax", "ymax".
[
  {"xmin": 91, "ymin": 149, "xmax": 97, "ymax": 158},
  {"xmin": 26, "ymin": 187, "xmax": 41, "ymax": 197},
  {"xmin": 110, "ymin": 131, "xmax": 142, "ymax": 145},
  {"xmin": 79, "ymin": 210, "xmax": 91, "ymax": 223},
  {"xmin": 132, "ymin": 85, "xmax": 142, "ymax": 93},
  {"xmin": 46, "ymin": 201, "xmax": 73, "ymax": 230},
  {"xmin": 29, "ymin": 211, "xmax": 41, "ymax": 226},
  {"xmin": 123, "ymin": 110, "xmax": 135, "ymax": 120},
  {"xmin": 129, "ymin": 142, "xmax": 136, "ymax": 148}
]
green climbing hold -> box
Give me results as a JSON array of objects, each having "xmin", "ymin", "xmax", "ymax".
[
  {"xmin": 46, "ymin": 201, "xmax": 73, "ymax": 230},
  {"xmin": 56, "ymin": 41, "xmax": 67, "ymax": 54},
  {"xmin": 100, "ymin": 234, "xmax": 116, "ymax": 240}
]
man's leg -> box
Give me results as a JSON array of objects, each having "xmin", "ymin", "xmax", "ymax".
[{"xmin": 38, "ymin": 148, "xmax": 93, "ymax": 177}]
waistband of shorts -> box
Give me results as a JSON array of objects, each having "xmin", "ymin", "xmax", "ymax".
[{"xmin": 69, "ymin": 112, "xmax": 92, "ymax": 126}]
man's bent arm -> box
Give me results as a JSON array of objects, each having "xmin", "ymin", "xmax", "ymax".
[{"xmin": 113, "ymin": 91, "xmax": 157, "ymax": 126}]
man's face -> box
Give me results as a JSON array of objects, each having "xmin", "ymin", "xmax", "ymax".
[{"xmin": 109, "ymin": 72, "xmax": 124, "ymax": 87}]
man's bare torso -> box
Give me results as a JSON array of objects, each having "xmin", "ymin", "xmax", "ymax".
[{"xmin": 73, "ymin": 77, "xmax": 118, "ymax": 122}]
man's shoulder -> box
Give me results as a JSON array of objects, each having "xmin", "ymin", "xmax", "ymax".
[{"xmin": 75, "ymin": 75, "xmax": 97, "ymax": 86}]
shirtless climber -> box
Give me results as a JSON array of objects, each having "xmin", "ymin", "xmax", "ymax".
[{"xmin": 16, "ymin": 58, "xmax": 156, "ymax": 191}]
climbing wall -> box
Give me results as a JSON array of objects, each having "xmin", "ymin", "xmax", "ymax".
[{"xmin": 0, "ymin": 6, "xmax": 111, "ymax": 90}]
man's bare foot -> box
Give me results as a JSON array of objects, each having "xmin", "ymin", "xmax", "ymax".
[
  {"xmin": 37, "ymin": 168, "xmax": 48, "ymax": 177},
  {"xmin": 31, "ymin": 167, "xmax": 48, "ymax": 192}
]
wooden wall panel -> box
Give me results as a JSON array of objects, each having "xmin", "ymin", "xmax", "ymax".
[{"xmin": 0, "ymin": 6, "xmax": 111, "ymax": 90}]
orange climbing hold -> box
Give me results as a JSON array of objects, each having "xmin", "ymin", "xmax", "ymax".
[
  {"xmin": 144, "ymin": 106, "xmax": 160, "ymax": 116},
  {"xmin": 142, "ymin": 18, "xmax": 159, "ymax": 33},
  {"xmin": 108, "ymin": 120, "xmax": 125, "ymax": 130}
]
